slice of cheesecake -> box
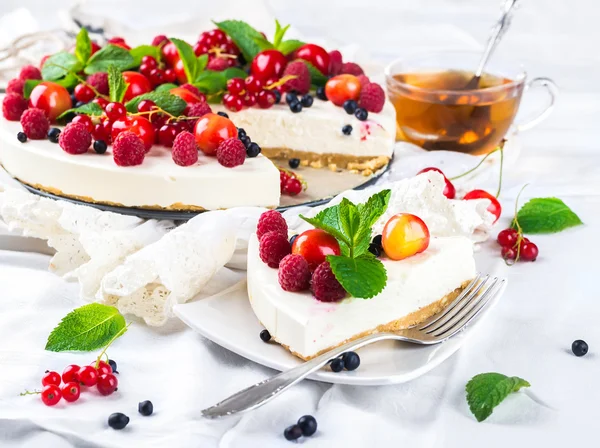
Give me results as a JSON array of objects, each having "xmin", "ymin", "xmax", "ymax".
[{"xmin": 247, "ymin": 234, "xmax": 476, "ymax": 360}]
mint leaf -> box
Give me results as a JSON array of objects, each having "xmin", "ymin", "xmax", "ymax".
[
  {"xmin": 222, "ymin": 67, "xmax": 248, "ymax": 80},
  {"xmin": 45, "ymin": 303, "xmax": 127, "ymax": 352},
  {"xmin": 75, "ymin": 28, "xmax": 92, "ymax": 65},
  {"xmin": 42, "ymin": 52, "xmax": 82, "ymax": 80},
  {"xmin": 170, "ymin": 38, "xmax": 199, "ymax": 83},
  {"xmin": 193, "ymin": 70, "xmax": 228, "ymax": 94},
  {"xmin": 278, "ymin": 39, "xmax": 305, "ymax": 56},
  {"xmin": 125, "ymin": 91, "xmax": 186, "ymax": 116},
  {"xmin": 273, "ymin": 20, "xmax": 290, "ymax": 49},
  {"xmin": 85, "ymin": 44, "xmax": 135, "ymax": 74},
  {"xmin": 338, "ymin": 198, "xmax": 361, "ymax": 254},
  {"xmin": 196, "ymin": 54, "xmax": 209, "ymax": 73},
  {"xmin": 513, "ymin": 197, "xmax": 583, "ymax": 234},
  {"xmin": 155, "ymin": 83, "xmax": 178, "ymax": 93},
  {"xmin": 354, "ymin": 189, "xmax": 391, "ymax": 256},
  {"xmin": 214, "ymin": 20, "xmax": 264, "ymax": 62},
  {"xmin": 327, "ymin": 254, "xmax": 387, "ymax": 299},
  {"xmin": 108, "ymin": 64, "xmax": 128, "ymax": 103},
  {"xmin": 57, "ymin": 101, "xmax": 104, "ymax": 120},
  {"xmin": 466, "ymin": 373, "xmax": 530, "ymax": 422},
  {"xmin": 299, "ymin": 60, "xmax": 328, "ymax": 87},
  {"xmin": 301, "ymin": 207, "xmax": 351, "ymax": 255},
  {"xmin": 130, "ymin": 44, "xmax": 161, "ymax": 67},
  {"xmin": 253, "ymin": 36, "xmax": 275, "ymax": 51}
]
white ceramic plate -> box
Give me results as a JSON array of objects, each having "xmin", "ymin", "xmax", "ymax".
[{"xmin": 174, "ymin": 254, "xmax": 506, "ymax": 386}]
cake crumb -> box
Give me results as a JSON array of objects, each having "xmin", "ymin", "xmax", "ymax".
[{"xmin": 310, "ymin": 160, "xmax": 323, "ymax": 169}]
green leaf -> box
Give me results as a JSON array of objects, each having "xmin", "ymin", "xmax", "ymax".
[
  {"xmin": 170, "ymin": 38, "xmax": 199, "ymax": 83},
  {"xmin": 130, "ymin": 44, "xmax": 160, "ymax": 67},
  {"xmin": 155, "ymin": 83, "xmax": 178, "ymax": 93},
  {"xmin": 57, "ymin": 102, "xmax": 104, "ymax": 120},
  {"xmin": 75, "ymin": 28, "xmax": 92, "ymax": 65},
  {"xmin": 108, "ymin": 64, "xmax": 128, "ymax": 103},
  {"xmin": 301, "ymin": 207, "xmax": 351, "ymax": 255},
  {"xmin": 354, "ymin": 189, "xmax": 392, "ymax": 256},
  {"xmin": 214, "ymin": 20, "xmax": 264, "ymax": 62},
  {"xmin": 273, "ymin": 20, "xmax": 290, "ymax": 49},
  {"xmin": 278, "ymin": 39, "xmax": 305, "ymax": 56},
  {"xmin": 23, "ymin": 80, "xmax": 42, "ymax": 98},
  {"xmin": 125, "ymin": 91, "xmax": 186, "ymax": 116},
  {"xmin": 466, "ymin": 373, "xmax": 530, "ymax": 422},
  {"xmin": 338, "ymin": 198, "xmax": 361, "ymax": 254},
  {"xmin": 301, "ymin": 60, "xmax": 328, "ymax": 87},
  {"xmin": 85, "ymin": 44, "xmax": 135, "ymax": 74},
  {"xmin": 45, "ymin": 303, "xmax": 127, "ymax": 352},
  {"xmin": 327, "ymin": 254, "xmax": 387, "ymax": 299},
  {"xmin": 196, "ymin": 53, "xmax": 209, "ymax": 73},
  {"xmin": 222, "ymin": 67, "xmax": 248, "ymax": 80},
  {"xmin": 193, "ymin": 70, "xmax": 228, "ymax": 94},
  {"xmin": 28, "ymin": 73, "xmax": 79, "ymax": 99},
  {"xmin": 513, "ymin": 197, "xmax": 583, "ymax": 234},
  {"xmin": 42, "ymin": 52, "xmax": 82, "ymax": 81},
  {"xmin": 253, "ymin": 35, "xmax": 274, "ymax": 51}
]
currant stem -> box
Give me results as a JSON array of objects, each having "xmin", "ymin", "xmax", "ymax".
[
  {"xmin": 20, "ymin": 390, "xmax": 41, "ymax": 396},
  {"xmin": 496, "ymin": 145, "xmax": 504, "ymax": 198},
  {"xmin": 448, "ymin": 146, "xmax": 500, "ymax": 181},
  {"xmin": 95, "ymin": 323, "xmax": 131, "ymax": 369}
]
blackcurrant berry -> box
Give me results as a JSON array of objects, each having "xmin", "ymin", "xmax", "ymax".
[
  {"xmin": 108, "ymin": 412, "xmax": 129, "ymax": 430},
  {"xmin": 342, "ymin": 351, "xmax": 360, "ymax": 371},
  {"xmin": 237, "ymin": 128, "xmax": 247, "ymax": 139},
  {"xmin": 108, "ymin": 359, "xmax": 118, "ymax": 373},
  {"xmin": 289, "ymin": 101, "xmax": 302, "ymax": 113},
  {"xmin": 75, "ymin": 101, "xmax": 86, "ymax": 108},
  {"xmin": 285, "ymin": 92, "xmax": 298, "ymax": 104},
  {"xmin": 17, "ymin": 132, "xmax": 27, "ymax": 143},
  {"xmin": 316, "ymin": 86, "xmax": 327, "ymax": 101},
  {"xmin": 288, "ymin": 158, "xmax": 300, "ymax": 169},
  {"xmin": 301, "ymin": 95, "xmax": 313, "ymax": 108},
  {"xmin": 273, "ymin": 90, "xmax": 281, "ymax": 104},
  {"xmin": 343, "ymin": 100, "xmax": 357, "ymax": 114},
  {"xmin": 260, "ymin": 329, "xmax": 271, "ymax": 342},
  {"xmin": 138, "ymin": 400, "xmax": 154, "ymax": 416},
  {"xmin": 94, "ymin": 140, "xmax": 108, "ymax": 154},
  {"xmin": 355, "ymin": 108, "xmax": 368, "ymax": 121},
  {"xmin": 47, "ymin": 128, "xmax": 61, "ymax": 143},
  {"xmin": 240, "ymin": 135, "xmax": 251, "ymax": 148},
  {"xmin": 330, "ymin": 357, "xmax": 344, "ymax": 372},
  {"xmin": 368, "ymin": 243, "xmax": 381, "ymax": 257},
  {"xmin": 289, "ymin": 234, "xmax": 298, "ymax": 245},
  {"xmin": 342, "ymin": 125, "xmax": 352, "ymax": 135},
  {"xmin": 217, "ymin": 111, "xmax": 229, "ymax": 118},
  {"xmin": 297, "ymin": 415, "xmax": 317, "ymax": 436},
  {"xmin": 372, "ymin": 234, "xmax": 383, "ymax": 247},
  {"xmin": 246, "ymin": 142, "xmax": 261, "ymax": 157},
  {"xmin": 572, "ymin": 340, "xmax": 588, "ymax": 357},
  {"xmin": 284, "ymin": 424, "xmax": 303, "ymax": 441}
]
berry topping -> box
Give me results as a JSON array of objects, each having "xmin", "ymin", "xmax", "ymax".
[
  {"xmin": 358, "ymin": 82, "xmax": 385, "ymax": 113},
  {"xmin": 97, "ymin": 373, "xmax": 118, "ymax": 396},
  {"xmin": 217, "ymin": 111, "xmax": 229, "ymax": 118},
  {"xmin": 300, "ymin": 94, "xmax": 313, "ymax": 108},
  {"xmin": 41, "ymin": 370, "xmax": 61, "ymax": 387},
  {"xmin": 121, "ymin": 71, "xmax": 152, "ymax": 102},
  {"xmin": 260, "ymin": 329, "xmax": 271, "ymax": 342},
  {"xmin": 328, "ymin": 50, "xmax": 343, "ymax": 76},
  {"xmin": 20, "ymin": 108, "xmax": 49, "ymax": 140},
  {"xmin": 278, "ymin": 254, "xmax": 311, "ymax": 292},
  {"xmin": 181, "ymin": 83, "xmax": 202, "ymax": 98},
  {"xmin": 282, "ymin": 61, "xmax": 311, "ymax": 94},
  {"xmin": 113, "ymin": 131, "xmax": 146, "ymax": 166},
  {"xmin": 111, "ymin": 116, "xmax": 155, "ymax": 152},
  {"xmin": 194, "ymin": 113, "xmax": 238, "ymax": 155},
  {"xmin": 340, "ymin": 62, "xmax": 364, "ymax": 76},
  {"xmin": 6, "ymin": 78, "xmax": 25, "ymax": 96},
  {"xmin": 355, "ymin": 107, "xmax": 368, "ymax": 121},
  {"xmin": 61, "ymin": 382, "xmax": 81, "ymax": 402},
  {"xmin": 357, "ymin": 74, "xmax": 370, "ymax": 88},
  {"xmin": 463, "ymin": 189, "xmax": 502, "ymax": 223},
  {"xmin": 342, "ymin": 124, "xmax": 353, "ymax": 135},
  {"xmin": 108, "ymin": 412, "xmax": 129, "ymax": 430},
  {"xmin": 28, "ymin": 81, "xmax": 72, "ymax": 122},
  {"xmin": 74, "ymin": 83, "xmax": 95, "ymax": 103},
  {"xmin": 284, "ymin": 425, "xmax": 303, "ymax": 441},
  {"xmin": 368, "ymin": 243, "xmax": 382, "ymax": 257},
  {"xmin": 246, "ymin": 141, "xmax": 261, "ymax": 158},
  {"xmin": 71, "ymin": 114, "xmax": 94, "ymax": 133},
  {"xmin": 296, "ymin": 44, "xmax": 330, "ymax": 75},
  {"xmin": 257, "ymin": 90, "xmax": 277, "ymax": 109},
  {"xmin": 105, "ymin": 102, "xmax": 127, "ymax": 121},
  {"xmin": 298, "ymin": 415, "xmax": 318, "ymax": 437},
  {"xmin": 316, "ymin": 86, "xmax": 327, "ymax": 101},
  {"xmin": 325, "ymin": 74, "xmax": 362, "ymax": 106},
  {"xmin": 41, "ymin": 384, "xmax": 62, "ymax": 406},
  {"xmin": 292, "ymin": 229, "xmax": 341, "ymax": 271},
  {"xmin": 223, "ymin": 93, "xmax": 244, "ymax": 112},
  {"xmin": 251, "ymin": 49, "xmax": 287, "ymax": 80},
  {"xmin": 138, "ymin": 400, "xmax": 154, "ymax": 416},
  {"xmin": 19, "ymin": 65, "xmax": 42, "ymax": 81},
  {"xmin": 343, "ymin": 99, "xmax": 358, "ymax": 114},
  {"xmin": 227, "ymin": 78, "xmax": 245, "ymax": 95},
  {"xmin": 17, "ymin": 132, "xmax": 27, "ymax": 142},
  {"xmin": 187, "ymin": 102, "xmax": 213, "ymax": 118},
  {"xmin": 572, "ymin": 340, "xmax": 588, "ymax": 357},
  {"xmin": 47, "ymin": 127, "xmax": 61, "ymax": 143},
  {"xmin": 172, "ymin": 131, "xmax": 199, "ymax": 167},
  {"xmin": 93, "ymin": 140, "xmax": 108, "ymax": 154},
  {"xmin": 289, "ymin": 101, "xmax": 302, "ymax": 113},
  {"xmin": 311, "ymin": 261, "xmax": 346, "ymax": 302},
  {"xmin": 259, "ymin": 231, "xmax": 292, "ymax": 268},
  {"xmin": 152, "ymin": 34, "xmax": 168, "ymax": 46},
  {"xmin": 288, "ymin": 158, "xmax": 300, "ymax": 169},
  {"xmin": 2, "ymin": 93, "xmax": 28, "ymax": 121},
  {"xmin": 342, "ymin": 351, "xmax": 360, "ymax": 371},
  {"xmin": 216, "ymin": 137, "xmax": 246, "ymax": 168},
  {"xmin": 382, "ymin": 213, "xmax": 430, "ymax": 260},
  {"xmin": 59, "ymin": 122, "xmax": 92, "ymax": 154},
  {"xmin": 257, "ymin": 210, "xmax": 288, "ymax": 240},
  {"xmin": 207, "ymin": 56, "xmax": 232, "ymax": 71},
  {"xmin": 85, "ymin": 72, "xmax": 109, "ymax": 95},
  {"xmin": 245, "ymin": 75, "xmax": 265, "ymax": 94}
]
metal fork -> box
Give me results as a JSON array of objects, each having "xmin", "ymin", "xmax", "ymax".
[{"xmin": 202, "ymin": 274, "xmax": 504, "ymax": 419}]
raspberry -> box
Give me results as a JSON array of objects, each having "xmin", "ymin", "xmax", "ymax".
[
  {"xmin": 282, "ymin": 61, "xmax": 311, "ymax": 94},
  {"xmin": 181, "ymin": 83, "xmax": 202, "ymax": 98},
  {"xmin": 358, "ymin": 82, "xmax": 385, "ymax": 113},
  {"xmin": 20, "ymin": 108, "xmax": 49, "ymax": 139},
  {"xmin": 58, "ymin": 122, "xmax": 92, "ymax": 155},
  {"xmin": 6, "ymin": 78, "xmax": 25, "ymax": 96},
  {"xmin": 187, "ymin": 102, "xmax": 212, "ymax": 118},
  {"xmin": 328, "ymin": 50, "xmax": 343, "ymax": 76},
  {"xmin": 278, "ymin": 254, "xmax": 311, "ymax": 292},
  {"xmin": 172, "ymin": 131, "xmax": 198, "ymax": 166},
  {"xmin": 259, "ymin": 231, "xmax": 291, "ymax": 268},
  {"xmin": 311, "ymin": 261, "xmax": 346, "ymax": 302},
  {"xmin": 86, "ymin": 72, "xmax": 109, "ymax": 95},
  {"xmin": 206, "ymin": 57, "xmax": 230, "ymax": 71},
  {"xmin": 216, "ymin": 137, "xmax": 245, "ymax": 168},
  {"xmin": 113, "ymin": 131, "xmax": 145, "ymax": 166},
  {"xmin": 19, "ymin": 65, "xmax": 42, "ymax": 81},
  {"xmin": 2, "ymin": 93, "xmax": 28, "ymax": 121},
  {"xmin": 152, "ymin": 35, "xmax": 168, "ymax": 46},
  {"xmin": 257, "ymin": 210, "xmax": 288, "ymax": 240},
  {"xmin": 357, "ymin": 74, "xmax": 370, "ymax": 88},
  {"xmin": 340, "ymin": 62, "xmax": 364, "ymax": 76}
]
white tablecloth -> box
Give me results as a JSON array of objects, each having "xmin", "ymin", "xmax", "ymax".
[{"xmin": 1, "ymin": 1, "xmax": 599, "ymax": 447}]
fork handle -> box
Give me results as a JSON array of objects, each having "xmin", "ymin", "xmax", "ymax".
[{"xmin": 202, "ymin": 332, "xmax": 393, "ymax": 418}]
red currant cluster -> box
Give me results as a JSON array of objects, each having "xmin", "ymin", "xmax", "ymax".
[
  {"xmin": 139, "ymin": 55, "xmax": 177, "ymax": 87},
  {"xmin": 279, "ymin": 168, "xmax": 303, "ymax": 196},
  {"xmin": 223, "ymin": 76, "xmax": 279, "ymax": 112},
  {"xmin": 193, "ymin": 29, "xmax": 240, "ymax": 71},
  {"xmin": 36, "ymin": 360, "xmax": 118, "ymax": 406},
  {"xmin": 497, "ymin": 228, "xmax": 539, "ymax": 262}
]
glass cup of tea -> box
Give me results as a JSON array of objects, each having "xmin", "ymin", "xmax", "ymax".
[{"xmin": 385, "ymin": 51, "xmax": 558, "ymax": 155}]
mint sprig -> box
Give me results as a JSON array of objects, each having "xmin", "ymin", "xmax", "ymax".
[
  {"xmin": 512, "ymin": 197, "xmax": 582, "ymax": 234},
  {"xmin": 249, "ymin": 20, "xmax": 305, "ymax": 56},
  {"xmin": 214, "ymin": 20, "xmax": 265, "ymax": 62},
  {"xmin": 74, "ymin": 28, "xmax": 92, "ymax": 66},
  {"xmin": 301, "ymin": 190, "xmax": 391, "ymax": 298},
  {"xmin": 125, "ymin": 91, "xmax": 186, "ymax": 116},
  {"xmin": 57, "ymin": 102, "xmax": 104, "ymax": 120},
  {"xmin": 42, "ymin": 52, "xmax": 82, "ymax": 81},
  {"xmin": 85, "ymin": 44, "xmax": 135, "ymax": 74},
  {"xmin": 45, "ymin": 303, "xmax": 127, "ymax": 352},
  {"xmin": 108, "ymin": 64, "xmax": 128, "ymax": 103},
  {"xmin": 170, "ymin": 38, "xmax": 209, "ymax": 84},
  {"xmin": 466, "ymin": 373, "xmax": 531, "ymax": 422}
]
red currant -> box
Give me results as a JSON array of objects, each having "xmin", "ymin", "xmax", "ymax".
[
  {"xmin": 223, "ymin": 94, "xmax": 244, "ymax": 112},
  {"xmin": 208, "ymin": 29, "xmax": 226, "ymax": 43},
  {"xmin": 244, "ymin": 76, "xmax": 264, "ymax": 94},
  {"xmin": 121, "ymin": 71, "xmax": 152, "ymax": 102},
  {"xmin": 251, "ymin": 49, "xmax": 287, "ymax": 80},
  {"xmin": 501, "ymin": 246, "xmax": 517, "ymax": 260},
  {"xmin": 520, "ymin": 241, "xmax": 539, "ymax": 261},
  {"xmin": 164, "ymin": 68, "xmax": 177, "ymax": 84},
  {"xmin": 78, "ymin": 365, "xmax": 99, "ymax": 387},
  {"xmin": 242, "ymin": 93, "xmax": 257, "ymax": 107},
  {"xmin": 227, "ymin": 78, "xmax": 245, "ymax": 95},
  {"xmin": 95, "ymin": 360, "xmax": 113, "ymax": 376},
  {"xmin": 158, "ymin": 123, "xmax": 180, "ymax": 147},
  {"xmin": 141, "ymin": 55, "xmax": 158, "ymax": 69},
  {"xmin": 92, "ymin": 121, "xmax": 110, "ymax": 143},
  {"xmin": 41, "ymin": 371, "xmax": 61, "ymax": 387},
  {"xmin": 97, "ymin": 373, "xmax": 118, "ymax": 396},
  {"xmin": 41, "ymin": 384, "xmax": 62, "ymax": 406},
  {"xmin": 280, "ymin": 170, "xmax": 290, "ymax": 190},
  {"xmin": 61, "ymin": 382, "xmax": 81, "ymax": 402},
  {"xmin": 292, "ymin": 229, "xmax": 341, "ymax": 270},
  {"xmin": 137, "ymin": 99, "xmax": 157, "ymax": 114},
  {"xmin": 71, "ymin": 114, "xmax": 94, "ymax": 133},
  {"xmin": 284, "ymin": 177, "xmax": 303, "ymax": 196},
  {"xmin": 149, "ymin": 68, "xmax": 166, "ymax": 86},
  {"xmin": 257, "ymin": 90, "xmax": 276, "ymax": 109},
  {"xmin": 296, "ymin": 44, "xmax": 330, "ymax": 75},
  {"xmin": 139, "ymin": 63, "xmax": 153, "ymax": 76},
  {"xmin": 74, "ymin": 84, "xmax": 95, "ymax": 103},
  {"xmin": 62, "ymin": 364, "xmax": 80, "ymax": 383},
  {"xmin": 111, "ymin": 116, "xmax": 156, "ymax": 151},
  {"xmin": 105, "ymin": 102, "xmax": 126, "ymax": 121},
  {"xmin": 93, "ymin": 97, "xmax": 108, "ymax": 109},
  {"xmin": 161, "ymin": 41, "xmax": 179, "ymax": 67},
  {"xmin": 463, "ymin": 189, "xmax": 502, "ymax": 223},
  {"xmin": 497, "ymin": 228, "xmax": 518, "ymax": 247}
]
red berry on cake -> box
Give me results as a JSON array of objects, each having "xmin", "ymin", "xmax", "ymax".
[
  {"xmin": 340, "ymin": 62, "xmax": 364, "ymax": 76},
  {"xmin": 59, "ymin": 122, "xmax": 92, "ymax": 155},
  {"xmin": 71, "ymin": 114, "xmax": 94, "ymax": 133},
  {"xmin": 194, "ymin": 113, "xmax": 238, "ymax": 155},
  {"xmin": 257, "ymin": 90, "xmax": 277, "ymax": 109},
  {"xmin": 227, "ymin": 78, "xmax": 245, "ymax": 96},
  {"xmin": 295, "ymin": 44, "xmax": 330, "ymax": 75},
  {"xmin": 382, "ymin": 213, "xmax": 430, "ymax": 260},
  {"xmin": 216, "ymin": 137, "xmax": 246, "ymax": 168},
  {"xmin": 6, "ymin": 78, "xmax": 25, "ymax": 96},
  {"xmin": 172, "ymin": 131, "xmax": 199, "ymax": 166},
  {"xmin": 152, "ymin": 34, "xmax": 168, "ymax": 47},
  {"xmin": 311, "ymin": 261, "xmax": 346, "ymax": 302},
  {"xmin": 325, "ymin": 74, "xmax": 362, "ymax": 106},
  {"xmin": 2, "ymin": 93, "xmax": 28, "ymax": 121},
  {"xmin": 121, "ymin": 71, "xmax": 152, "ymax": 102},
  {"xmin": 111, "ymin": 116, "xmax": 155, "ymax": 152},
  {"xmin": 180, "ymin": 83, "xmax": 204, "ymax": 100},
  {"xmin": 86, "ymin": 72, "xmax": 109, "ymax": 95},
  {"xmin": 170, "ymin": 87, "xmax": 205, "ymax": 105},
  {"xmin": 358, "ymin": 82, "xmax": 385, "ymax": 113},
  {"xmin": 292, "ymin": 229, "xmax": 341, "ymax": 271},
  {"xmin": 283, "ymin": 177, "xmax": 303, "ymax": 196},
  {"xmin": 328, "ymin": 50, "xmax": 343, "ymax": 76},
  {"xmin": 251, "ymin": 49, "xmax": 288, "ymax": 80},
  {"xmin": 19, "ymin": 65, "xmax": 42, "ymax": 81},
  {"xmin": 113, "ymin": 131, "xmax": 145, "ymax": 166},
  {"xmin": 259, "ymin": 231, "xmax": 292, "ymax": 268},
  {"xmin": 278, "ymin": 254, "xmax": 311, "ymax": 292},
  {"xmin": 20, "ymin": 108, "xmax": 49, "ymax": 140},
  {"xmin": 187, "ymin": 102, "xmax": 212, "ymax": 118},
  {"xmin": 357, "ymin": 74, "xmax": 370, "ymax": 88},
  {"xmin": 206, "ymin": 57, "xmax": 230, "ymax": 71},
  {"xmin": 28, "ymin": 81, "xmax": 72, "ymax": 122},
  {"xmin": 223, "ymin": 93, "xmax": 244, "ymax": 112},
  {"xmin": 257, "ymin": 210, "xmax": 288, "ymax": 240},
  {"xmin": 281, "ymin": 61, "xmax": 311, "ymax": 94}
]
